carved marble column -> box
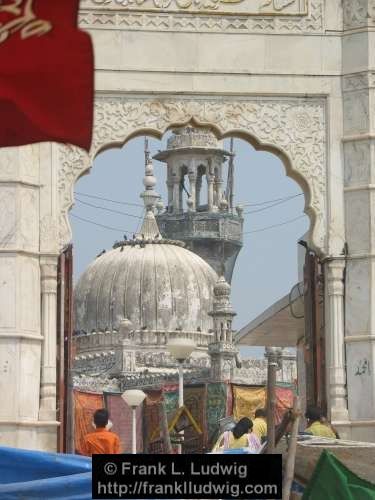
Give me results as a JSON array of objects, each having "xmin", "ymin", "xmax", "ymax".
[
  {"xmin": 325, "ymin": 259, "xmax": 349, "ymax": 422},
  {"xmin": 172, "ymin": 176, "xmax": 180, "ymax": 213},
  {"xmin": 196, "ymin": 175, "xmax": 202, "ymax": 208},
  {"xmin": 214, "ymin": 162, "xmax": 223, "ymax": 208},
  {"xmin": 167, "ymin": 180, "xmax": 173, "ymax": 214},
  {"xmin": 39, "ymin": 258, "xmax": 58, "ymax": 421},
  {"xmin": 207, "ymin": 175, "xmax": 214, "ymax": 212},
  {"xmin": 188, "ymin": 173, "xmax": 196, "ymax": 211},
  {"xmin": 178, "ymin": 181, "xmax": 183, "ymax": 213}
]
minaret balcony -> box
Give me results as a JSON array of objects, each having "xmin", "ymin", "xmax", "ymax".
[{"xmin": 156, "ymin": 210, "xmax": 243, "ymax": 245}]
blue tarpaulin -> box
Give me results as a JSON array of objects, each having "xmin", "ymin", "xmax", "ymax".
[{"xmin": 0, "ymin": 446, "xmax": 92, "ymax": 499}]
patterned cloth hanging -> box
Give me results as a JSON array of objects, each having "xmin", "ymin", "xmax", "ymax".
[
  {"xmin": 232, "ymin": 386, "xmax": 267, "ymax": 420},
  {"xmin": 143, "ymin": 389, "xmax": 163, "ymax": 453},
  {"xmin": 206, "ymin": 383, "xmax": 228, "ymax": 448},
  {"xmin": 162, "ymin": 384, "xmax": 179, "ymax": 415},
  {"xmin": 183, "ymin": 385, "xmax": 206, "ymax": 453},
  {"xmin": 275, "ymin": 386, "xmax": 294, "ymax": 424},
  {"xmin": 232, "ymin": 384, "xmax": 295, "ymax": 424},
  {"xmin": 73, "ymin": 390, "xmax": 103, "ymax": 455}
]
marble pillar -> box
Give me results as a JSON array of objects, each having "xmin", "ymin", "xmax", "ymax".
[
  {"xmin": 325, "ymin": 259, "xmax": 349, "ymax": 423},
  {"xmin": 196, "ymin": 175, "xmax": 202, "ymax": 208},
  {"xmin": 188, "ymin": 173, "xmax": 196, "ymax": 211},
  {"xmin": 207, "ymin": 175, "xmax": 214, "ymax": 212},
  {"xmin": 39, "ymin": 258, "xmax": 58, "ymax": 421},
  {"xmin": 172, "ymin": 177, "xmax": 180, "ymax": 213},
  {"xmin": 167, "ymin": 180, "xmax": 173, "ymax": 214}
]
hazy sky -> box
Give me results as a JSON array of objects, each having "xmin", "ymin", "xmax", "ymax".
[{"xmin": 70, "ymin": 134, "xmax": 309, "ymax": 358}]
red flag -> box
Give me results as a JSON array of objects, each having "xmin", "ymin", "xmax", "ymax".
[{"xmin": 0, "ymin": 0, "xmax": 94, "ymax": 151}]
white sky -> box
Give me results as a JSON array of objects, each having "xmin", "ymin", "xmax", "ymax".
[{"xmin": 70, "ymin": 134, "xmax": 309, "ymax": 358}]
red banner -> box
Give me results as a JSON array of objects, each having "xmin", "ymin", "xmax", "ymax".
[{"xmin": 0, "ymin": 1, "xmax": 94, "ymax": 150}]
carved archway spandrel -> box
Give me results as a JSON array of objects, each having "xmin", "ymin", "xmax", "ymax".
[{"xmin": 58, "ymin": 96, "xmax": 326, "ymax": 253}]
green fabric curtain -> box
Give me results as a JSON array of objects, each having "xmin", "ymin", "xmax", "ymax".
[
  {"xmin": 206, "ymin": 383, "xmax": 227, "ymax": 447},
  {"xmin": 303, "ymin": 450, "xmax": 375, "ymax": 499},
  {"xmin": 163, "ymin": 387, "xmax": 178, "ymax": 415}
]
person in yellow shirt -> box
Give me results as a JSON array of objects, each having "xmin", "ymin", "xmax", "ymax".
[
  {"xmin": 252, "ymin": 408, "xmax": 267, "ymax": 441},
  {"xmin": 212, "ymin": 417, "xmax": 261, "ymax": 453},
  {"xmin": 304, "ymin": 406, "xmax": 336, "ymax": 439}
]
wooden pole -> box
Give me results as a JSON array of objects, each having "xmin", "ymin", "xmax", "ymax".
[
  {"xmin": 282, "ymin": 397, "xmax": 301, "ymax": 500},
  {"xmin": 266, "ymin": 347, "xmax": 280, "ymax": 454}
]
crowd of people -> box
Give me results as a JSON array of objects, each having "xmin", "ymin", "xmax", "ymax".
[{"xmin": 81, "ymin": 405, "xmax": 338, "ymax": 456}]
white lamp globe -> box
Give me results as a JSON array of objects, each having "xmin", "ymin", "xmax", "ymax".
[
  {"xmin": 121, "ymin": 389, "xmax": 146, "ymax": 408},
  {"xmin": 167, "ymin": 338, "xmax": 196, "ymax": 361}
]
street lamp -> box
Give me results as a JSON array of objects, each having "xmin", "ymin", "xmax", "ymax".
[
  {"xmin": 167, "ymin": 337, "xmax": 196, "ymax": 453},
  {"xmin": 121, "ymin": 389, "xmax": 146, "ymax": 454}
]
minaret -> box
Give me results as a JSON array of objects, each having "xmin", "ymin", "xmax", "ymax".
[
  {"xmin": 208, "ymin": 276, "xmax": 237, "ymax": 381},
  {"xmin": 154, "ymin": 126, "xmax": 243, "ymax": 283}
]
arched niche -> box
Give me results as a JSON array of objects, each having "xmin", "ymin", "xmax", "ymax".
[{"xmin": 57, "ymin": 95, "xmax": 326, "ymax": 254}]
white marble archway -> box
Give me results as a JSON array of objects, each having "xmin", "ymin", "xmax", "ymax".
[
  {"xmin": 57, "ymin": 95, "xmax": 326, "ymax": 255},
  {"xmin": 5, "ymin": 0, "xmax": 375, "ymax": 452}
]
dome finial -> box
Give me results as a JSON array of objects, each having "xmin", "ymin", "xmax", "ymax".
[
  {"xmin": 144, "ymin": 136, "xmax": 150, "ymax": 166},
  {"xmin": 136, "ymin": 137, "xmax": 163, "ymax": 240},
  {"xmin": 140, "ymin": 136, "xmax": 161, "ymax": 211}
]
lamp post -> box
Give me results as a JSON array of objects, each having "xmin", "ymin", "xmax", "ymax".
[
  {"xmin": 166, "ymin": 338, "xmax": 196, "ymax": 453},
  {"xmin": 121, "ymin": 389, "xmax": 146, "ymax": 454}
]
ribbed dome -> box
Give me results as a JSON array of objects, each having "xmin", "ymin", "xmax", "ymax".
[{"xmin": 74, "ymin": 241, "xmax": 218, "ymax": 334}]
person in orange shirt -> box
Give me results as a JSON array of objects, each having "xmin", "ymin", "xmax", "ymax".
[{"xmin": 82, "ymin": 408, "xmax": 121, "ymax": 456}]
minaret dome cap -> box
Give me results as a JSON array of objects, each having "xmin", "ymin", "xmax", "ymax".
[{"xmin": 214, "ymin": 276, "xmax": 231, "ymax": 297}]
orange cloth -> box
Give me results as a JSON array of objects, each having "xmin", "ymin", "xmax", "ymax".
[
  {"xmin": 82, "ymin": 428, "xmax": 121, "ymax": 456},
  {"xmin": 275, "ymin": 386, "xmax": 294, "ymax": 424},
  {"xmin": 74, "ymin": 391, "xmax": 103, "ymax": 455}
]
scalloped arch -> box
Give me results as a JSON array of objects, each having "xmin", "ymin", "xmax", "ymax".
[{"xmin": 57, "ymin": 95, "xmax": 326, "ymax": 253}]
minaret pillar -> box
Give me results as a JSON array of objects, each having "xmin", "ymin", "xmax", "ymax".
[
  {"xmin": 215, "ymin": 162, "xmax": 224, "ymax": 207},
  {"xmin": 208, "ymin": 276, "xmax": 237, "ymax": 382},
  {"xmin": 196, "ymin": 174, "xmax": 202, "ymax": 208},
  {"xmin": 207, "ymin": 174, "xmax": 214, "ymax": 212},
  {"xmin": 172, "ymin": 174, "xmax": 180, "ymax": 213},
  {"xmin": 179, "ymin": 177, "xmax": 183, "ymax": 213},
  {"xmin": 188, "ymin": 172, "xmax": 197, "ymax": 212},
  {"xmin": 167, "ymin": 168, "xmax": 173, "ymax": 213},
  {"xmin": 214, "ymin": 159, "xmax": 223, "ymax": 207}
]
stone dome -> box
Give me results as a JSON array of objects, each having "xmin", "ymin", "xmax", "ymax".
[
  {"xmin": 74, "ymin": 158, "xmax": 219, "ymax": 337},
  {"xmin": 74, "ymin": 239, "xmax": 218, "ymax": 334}
]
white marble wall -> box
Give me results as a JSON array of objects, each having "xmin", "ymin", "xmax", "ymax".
[
  {"xmin": 0, "ymin": 145, "xmax": 59, "ymax": 450},
  {"xmin": 342, "ymin": 1, "xmax": 375, "ymax": 442},
  {"xmin": 4, "ymin": 0, "xmax": 375, "ymax": 449}
]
